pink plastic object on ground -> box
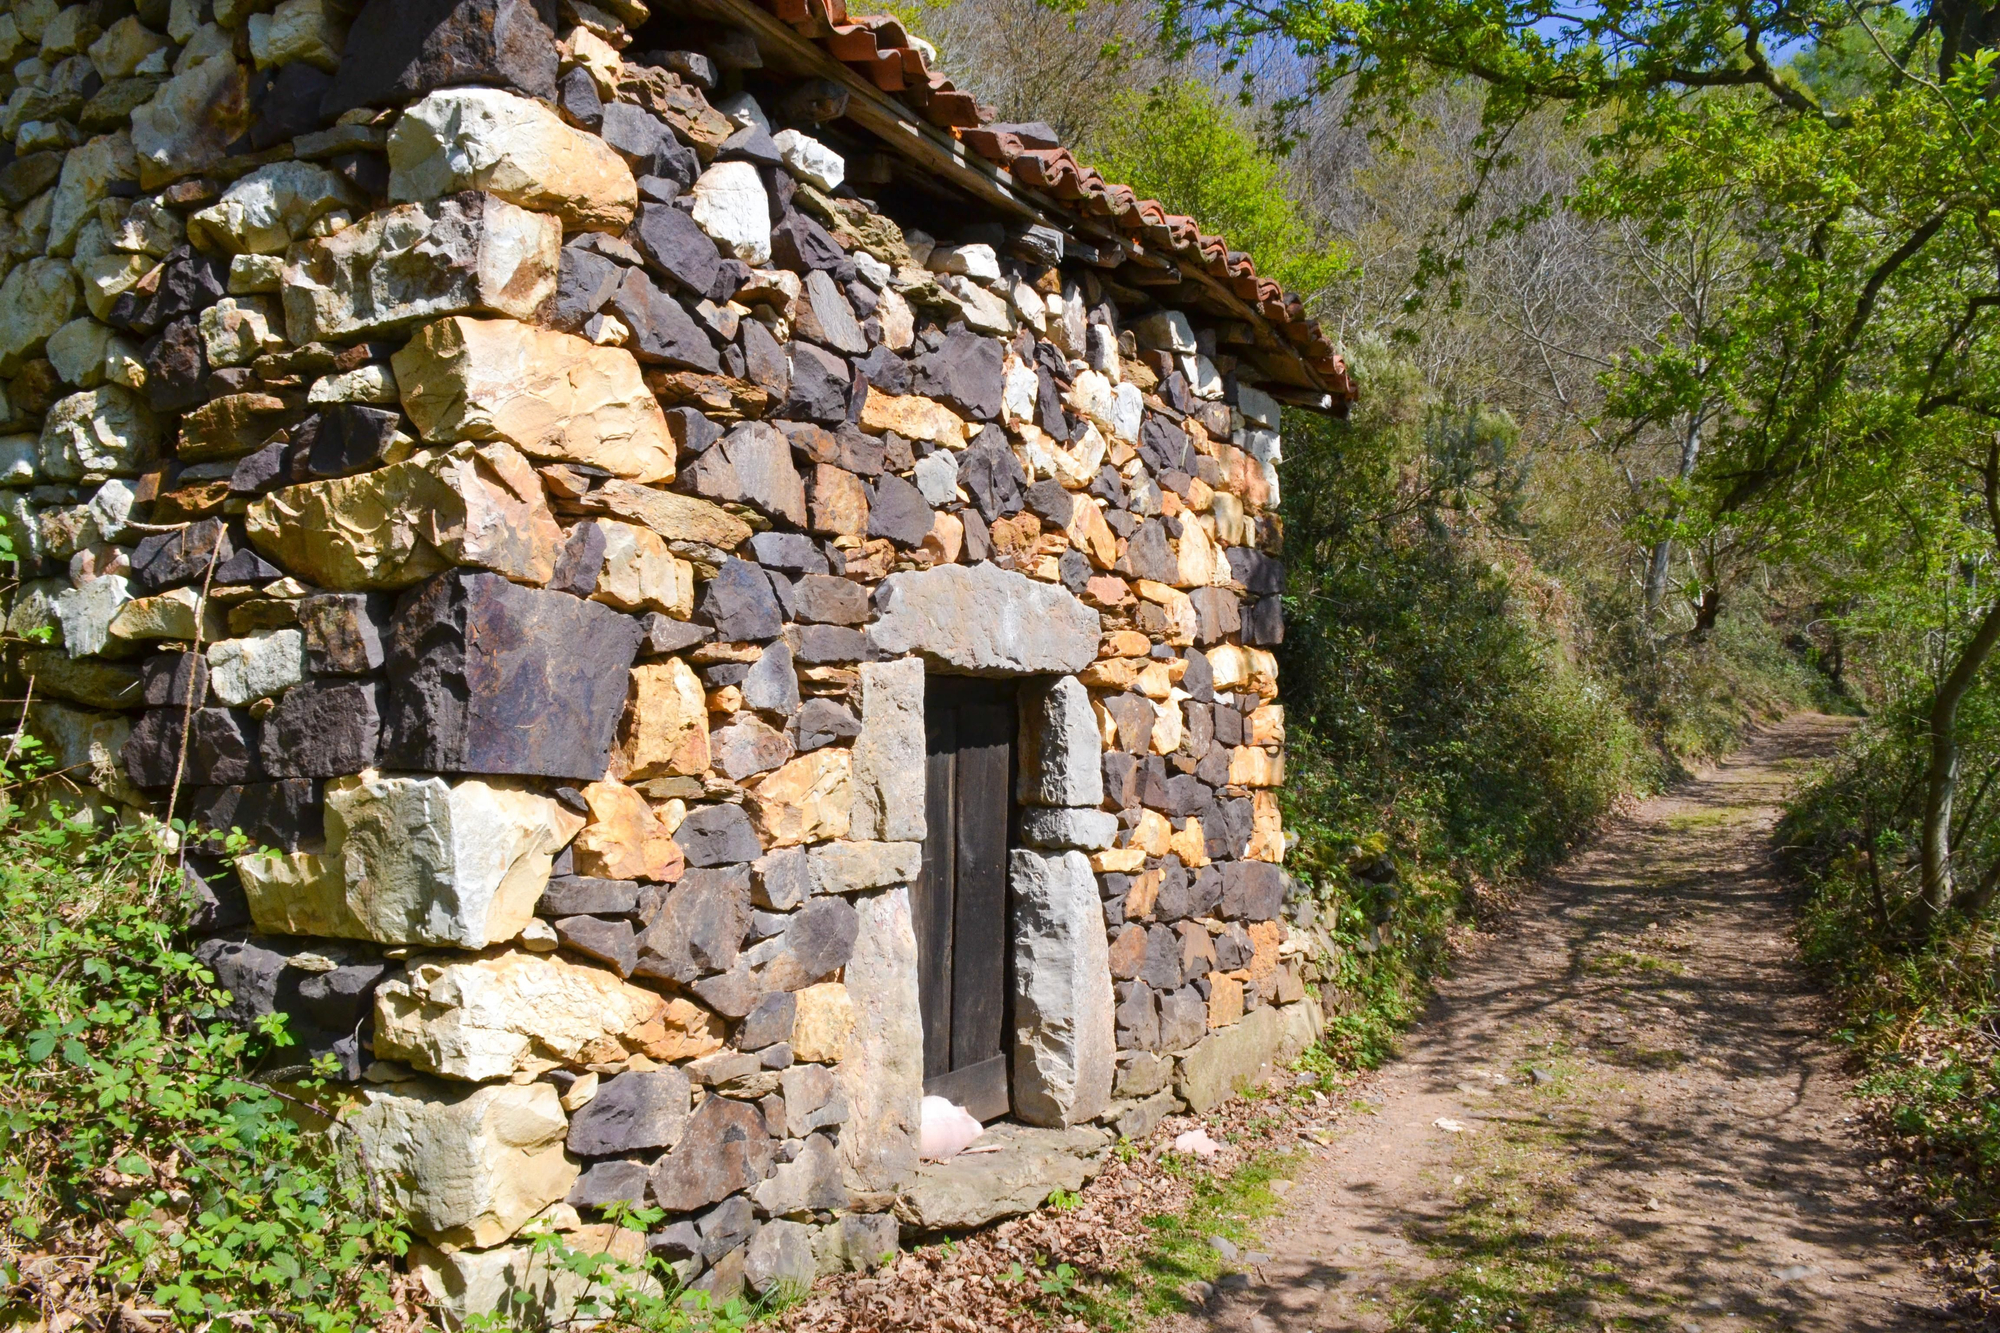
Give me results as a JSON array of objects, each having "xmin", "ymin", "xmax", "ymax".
[{"xmin": 919, "ymin": 1095, "xmax": 984, "ymax": 1161}]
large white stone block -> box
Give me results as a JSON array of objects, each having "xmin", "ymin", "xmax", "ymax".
[
  {"xmin": 848, "ymin": 657, "xmax": 925, "ymax": 843},
  {"xmin": 187, "ymin": 161, "xmax": 360, "ymax": 254},
  {"xmin": 389, "ymin": 88, "xmax": 636, "ymax": 234},
  {"xmin": 836, "ymin": 887, "xmax": 923, "ymax": 1196},
  {"xmin": 371, "ymin": 948, "xmax": 679, "ymax": 1082},
  {"xmin": 393, "ymin": 316, "xmax": 675, "ymax": 483},
  {"xmin": 1016, "ymin": 674, "xmax": 1102, "ymax": 808},
  {"xmin": 688, "ymin": 161, "xmax": 770, "ymax": 265},
  {"xmin": 1009, "ymin": 849, "xmax": 1115, "ymax": 1127},
  {"xmin": 347, "ymin": 1079, "xmax": 577, "ymax": 1248},
  {"xmin": 37, "ymin": 386, "xmax": 159, "ymax": 480},
  {"xmin": 317, "ymin": 773, "xmax": 585, "ymax": 948},
  {"xmin": 282, "ymin": 193, "xmax": 560, "ymax": 344}
]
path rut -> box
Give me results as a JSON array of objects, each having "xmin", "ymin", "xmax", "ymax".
[{"xmin": 1167, "ymin": 713, "xmax": 1955, "ymax": 1333}]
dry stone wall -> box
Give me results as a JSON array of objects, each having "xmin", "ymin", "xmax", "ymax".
[{"xmin": 0, "ymin": 0, "xmax": 1325, "ymax": 1315}]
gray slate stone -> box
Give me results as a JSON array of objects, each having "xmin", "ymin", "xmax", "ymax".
[
  {"xmin": 791, "ymin": 697, "xmax": 859, "ymax": 751},
  {"xmin": 741, "ymin": 638, "xmax": 799, "ymax": 715},
  {"xmin": 553, "ymin": 914, "xmax": 639, "ymax": 975},
  {"xmin": 738, "ymin": 989, "xmax": 797, "ymax": 1049},
  {"xmin": 675, "ymin": 804, "xmax": 763, "ymax": 867},
  {"xmin": 792, "ymin": 573, "xmax": 868, "ymax": 624},
  {"xmin": 693, "ymin": 896, "xmax": 857, "ymax": 1014},
  {"xmin": 259, "ymin": 679, "xmax": 385, "ymax": 778},
  {"xmin": 187, "ymin": 780, "xmax": 319, "ymax": 852},
  {"xmin": 1116, "ymin": 979, "xmax": 1159, "ymax": 1051},
  {"xmin": 957, "ymin": 437, "xmax": 1025, "ymax": 522},
  {"xmin": 193, "ymin": 933, "xmax": 384, "ymax": 1080},
  {"xmin": 1226, "ymin": 546, "xmax": 1283, "ymax": 595},
  {"xmin": 132, "ymin": 519, "xmax": 232, "ymax": 593},
  {"xmin": 1101, "ymin": 693, "xmax": 1155, "ymax": 755},
  {"xmin": 1188, "ymin": 586, "xmax": 1241, "ymax": 646},
  {"xmin": 794, "ymin": 624, "xmax": 869, "ymax": 663},
  {"xmin": 1221, "ymin": 861, "xmax": 1284, "ymax": 921},
  {"xmin": 633, "ymin": 200, "xmax": 722, "ymax": 296},
  {"xmin": 686, "ymin": 422, "xmax": 807, "ymax": 528},
  {"xmin": 771, "ymin": 210, "xmax": 845, "ymax": 274},
  {"xmin": 698, "ymin": 1195, "xmax": 758, "ymax": 1262},
  {"xmin": 383, "ymin": 571, "xmax": 641, "ymax": 780},
  {"xmin": 568, "ymin": 1158, "xmax": 649, "ymax": 1209},
  {"xmin": 1157, "ymin": 985, "xmax": 1207, "ymax": 1052},
  {"xmin": 325, "ymin": 0, "xmax": 561, "ymax": 114},
  {"xmin": 797, "ymin": 269, "xmax": 865, "ymax": 355},
  {"xmin": 634, "ymin": 864, "xmax": 752, "ymax": 983},
  {"xmin": 784, "ymin": 342, "xmax": 849, "ymax": 423},
  {"xmin": 126, "ymin": 707, "xmax": 260, "ymax": 787},
  {"xmin": 752, "ymin": 845, "xmax": 808, "ymax": 910},
  {"xmin": 747, "ymin": 531, "xmax": 825, "ymax": 575},
  {"xmin": 611, "ymin": 267, "xmax": 722, "ymax": 372},
  {"xmin": 698, "ymin": 558, "xmax": 785, "ymax": 642},
  {"xmin": 1127, "ymin": 519, "xmax": 1178, "ymax": 583},
  {"xmin": 142, "ymin": 651, "xmax": 210, "ymax": 707},
  {"xmin": 912, "ymin": 330, "xmax": 1003, "ymax": 420},
  {"xmin": 567, "ymin": 1068, "xmax": 692, "ymax": 1157},
  {"xmin": 638, "ymin": 613, "xmax": 711, "ymax": 657},
  {"xmin": 1023, "ymin": 478, "xmax": 1072, "ymax": 528},
  {"xmin": 741, "ymin": 318, "xmax": 790, "ymax": 397},
  {"xmin": 649, "ymin": 1094, "xmax": 775, "ymax": 1213},
  {"xmin": 553, "ymin": 244, "xmax": 624, "ymax": 332},
  {"xmin": 1140, "ymin": 924, "xmax": 1182, "ymax": 991},
  {"xmin": 867, "ymin": 472, "xmax": 932, "ymax": 547},
  {"xmin": 539, "ymin": 875, "xmax": 640, "ymax": 916}
]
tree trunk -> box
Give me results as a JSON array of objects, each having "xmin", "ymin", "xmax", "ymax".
[
  {"xmin": 1643, "ymin": 539, "xmax": 1673, "ymax": 613},
  {"xmin": 1916, "ymin": 439, "xmax": 2000, "ymax": 928},
  {"xmin": 1643, "ymin": 411, "xmax": 1706, "ymax": 617},
  {"xmin": 1692, "ymin": 585, "xmax": 1723, "ymax": 634},
  {"xmin": 1919, "ymin": 598, "xmax": 2000, "ymax": 924}
]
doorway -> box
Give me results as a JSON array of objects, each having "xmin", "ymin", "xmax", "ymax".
[{"xmin": 913, "ymin": 675, "xmax": 1017, "ymax": 1122}]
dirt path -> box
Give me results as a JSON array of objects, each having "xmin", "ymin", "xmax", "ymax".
[{"xmin": 1167, "ymin": 713, "xmax": 1957, "ymax": 1333}]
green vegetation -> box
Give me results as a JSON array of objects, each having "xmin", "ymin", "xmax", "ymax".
[
  {"xmin": 0, "ymin": 781, "xmax": 411, "ymax": 1327},
  {"xmin": 1066, "ymin": 1132, "xmax": 1308, "ymax": 1328},
  {"xmin": 1084, "ymin": 79, "xmax": 1349, "ymax": 296},
  {"xmin": 0, "ymin": 726, "xmax": 772, "ymax": 1330},
  {"xmin": 1139, "ymin": 0, "xmax": 2000, "ymax": 1282}
]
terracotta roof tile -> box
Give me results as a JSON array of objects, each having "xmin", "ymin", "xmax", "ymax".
[{"xmin": 738, "ymin": 0, "xmax": 1352, "ymax": 402}]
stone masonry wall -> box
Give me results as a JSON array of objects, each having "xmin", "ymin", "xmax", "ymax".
[{"xmin": 0, "ymin": 0, "xmax": 1330, "ymax": 1317}]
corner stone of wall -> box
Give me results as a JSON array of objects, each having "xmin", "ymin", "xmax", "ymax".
[{"xmin": 0, "ymin": 0, "xmax": 1323, "ymax": 1312}]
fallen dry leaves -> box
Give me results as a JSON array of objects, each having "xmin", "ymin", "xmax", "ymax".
[{"xmin": 781, "ymin": 1073, "xmax": 1358, "ymax": 1333}]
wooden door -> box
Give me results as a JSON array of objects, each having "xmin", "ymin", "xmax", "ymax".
[{"xmin": 913, "ymin": 676, "xmax": 1016, "ymax": 1121}]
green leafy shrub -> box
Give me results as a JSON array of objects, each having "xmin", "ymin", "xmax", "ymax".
[
  {"xmin": 0, "ymin": 793, "xmax": 415, "ymax": 1329},
  {"xmin": 1784, "ymin": 705, "xmax": 2000, "ymax": 1219},
  {"xmin": 1276, "ymin": 387, "xmax": 1658, "ymax": 1058}
]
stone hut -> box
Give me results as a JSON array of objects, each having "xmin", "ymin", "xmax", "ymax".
[{"xmin": 0, "ymin": 0, "xmax": 1354, "ymax": 1313}]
